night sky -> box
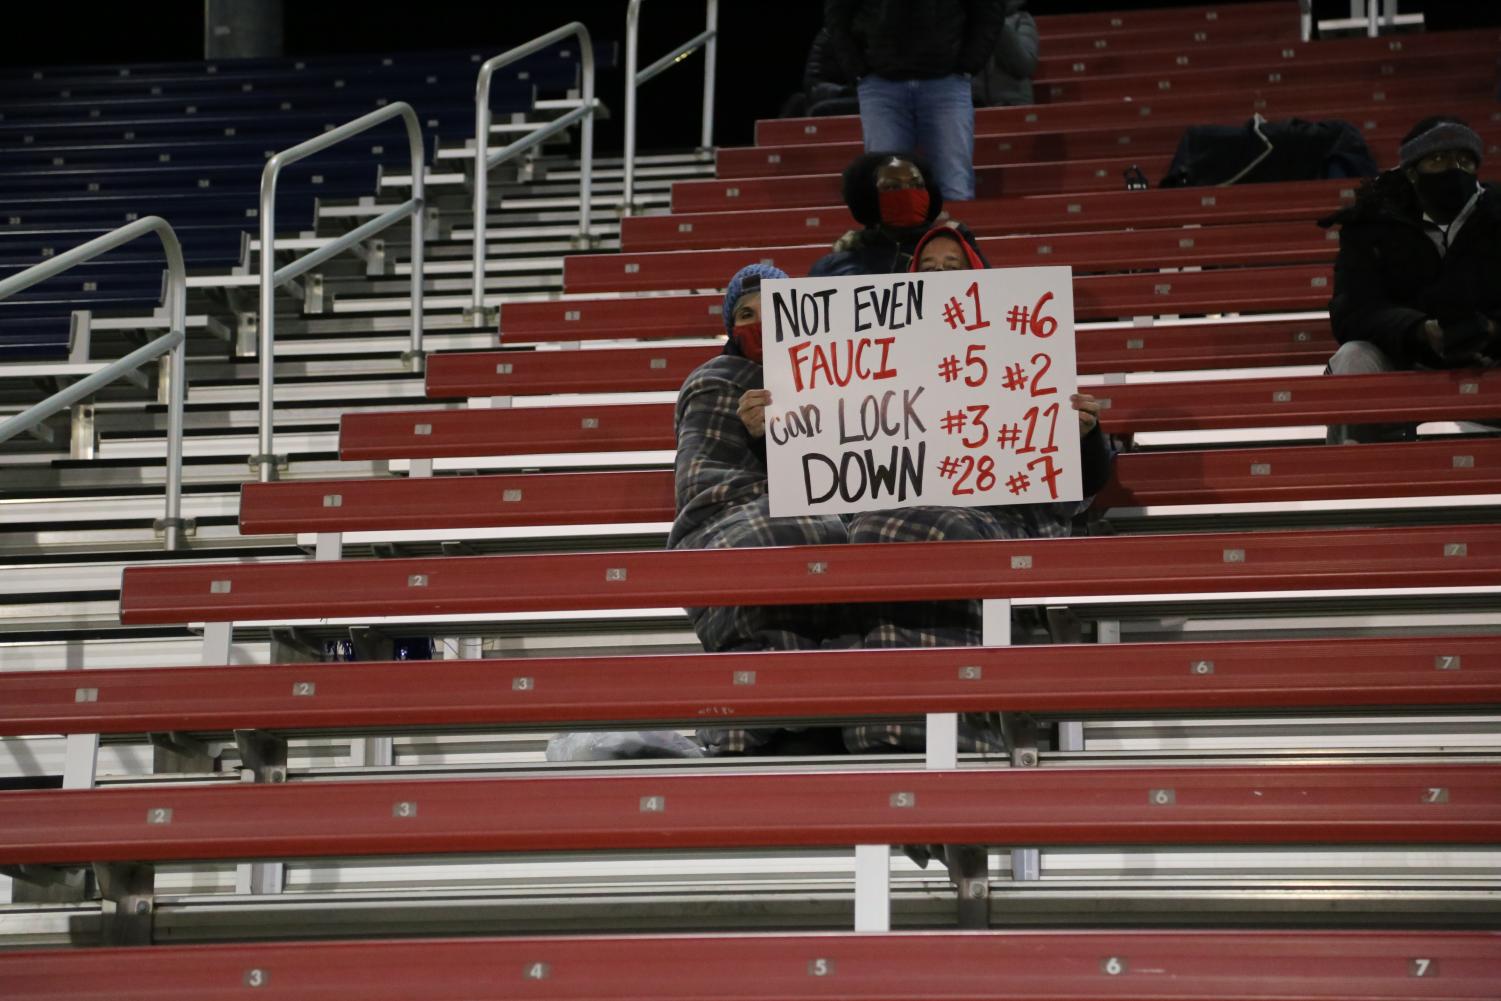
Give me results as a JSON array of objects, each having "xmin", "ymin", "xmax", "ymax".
[{"xmin": 2, "ymin": 1, "xmax": 1493, "ymax": 151}]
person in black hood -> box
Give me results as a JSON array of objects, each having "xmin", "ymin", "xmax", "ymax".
[
  {"xmin": 809, "ymin": 151, "xmax": 945, "ymax": 277},
  {"xmin": 1319, "ymin": 116, "xmax": 1500, "ymax": 442}
]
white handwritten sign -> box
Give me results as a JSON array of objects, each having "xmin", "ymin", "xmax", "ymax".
[{"xmin": 762, "ymin": 267, "xmax": 1080, "ymax": 518}]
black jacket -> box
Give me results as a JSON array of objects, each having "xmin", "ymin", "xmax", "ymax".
[
  {"xmin": 971, "ymin": 2, "xmax": 1038, "ymax": 107},
  {"xmin": 825, "ymin": 0, "xmax": 1008, "ymax": 81},
  {"xmin": 1320, "ymin": 172, "xmax": 1501, "ymax": 369}
]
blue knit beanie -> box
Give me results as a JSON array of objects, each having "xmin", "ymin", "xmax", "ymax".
[{"xmin": 721, "ymin": 262, "xmax": 788, "ymax": 338}]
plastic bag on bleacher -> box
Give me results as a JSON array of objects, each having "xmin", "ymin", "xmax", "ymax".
[{"xmin": 546, "ymin": 730, "xmax": 705, "ymax": 761}]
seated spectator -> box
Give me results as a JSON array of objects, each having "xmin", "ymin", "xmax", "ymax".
[
  {"xmin": 671, "ymin": 263, "xmax": 858, "ymax": 757},
  {"xmin": 811, "ymin": 152, "xmax": 945, "ymax": 277},
  {"xmin": 682, "ymin": 243, "xmax": 1112, "ymax": 759},
  {"xmin": 840, "ymin": 222, "xmax": 1115, "ymax": 755},
  {"xmin": 971, "ymin": 0, "xmax": 1039, "ymax": 108},
  {"xmin": 1321, "ymin": 116, "xmax": 1500, "ymax": 443},
  {"xmin": 825, "ymin": 0, "xmax": 1007, "ymax": 201}
]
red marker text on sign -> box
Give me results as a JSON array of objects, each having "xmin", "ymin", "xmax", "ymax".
[
  {"xmin": 1027, "ymin": 454, "xmax": 1063, "ymax": 499},
  {"xmin": 1015, "ymin": 402, "xmax": 1060, "ymax": 455},
  {"xmin": 1007, "ymin": 291, "xmax": 1058, "ymax": 338},
  {"xmin": 940, "ymin": 282, "xmax": 992, "ymax": 331},
  {"xmin": 1029, "ymin": 352, "xmax": 1056, "ymax": 396},
  {"xmin": 939, "ymin": 454, "xmax": 998, "ymax": 495},
  {"xmin": 787, "ymin": 336, "xmax": 898, "ymax": 392}
]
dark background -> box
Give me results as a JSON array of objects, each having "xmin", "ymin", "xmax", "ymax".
[{"xmin": 1, "ymin": 1, "xmax": 1495, "ymax": 151}]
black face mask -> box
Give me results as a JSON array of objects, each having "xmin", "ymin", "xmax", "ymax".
[{"xmin": 1413, "ymin": 167, "xmax": 1479, "ymax": 224}]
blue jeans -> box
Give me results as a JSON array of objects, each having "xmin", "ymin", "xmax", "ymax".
[{"xmin": 856, "ymin": 73, "xmax": 976, "ymax": 202}]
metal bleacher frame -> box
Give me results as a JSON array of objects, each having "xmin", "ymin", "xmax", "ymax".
[
  {"xmin": 469, "ymin": 22, "xmax": 598, "ymax": 327},
  {"xmin": 2, "ymin": 1, "xmax": 1501, "ymax": 993},
  {"xmin": 251, "ymin": 102, "xmax": 427, "ymax": 482},
  {"xmin": 0, "ymin": 217, "xmax": 189, "ymax": 550},
  {"xmin": 621, "ymin": 0, "xmax": 717, "ymax": 215}
]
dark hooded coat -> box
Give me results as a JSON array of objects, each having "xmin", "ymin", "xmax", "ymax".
[
  {"xmin": 1320, "ymin": 170, "xmax": 1501, "ymax": 368},
  {"xmin": 810, "ymin": 152, "xmax": 945, "ymax": 277}
]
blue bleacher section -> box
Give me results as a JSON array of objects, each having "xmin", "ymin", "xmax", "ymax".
[{"xmin": 0, "ymin": 42, "xmax": 614, "ymax": 361}]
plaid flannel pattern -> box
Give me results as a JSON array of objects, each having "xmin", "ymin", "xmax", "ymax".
[
  {"xmin": 670, "ymin": 354, "xmax": 1096, "ymax": 757},
  {"xmin": 670, "ymin": 356, "xmax": 855, "ymax": 754},
  {"xmin": 837, "ymin": 501, "xmax": 1085, "ymax": 753}
]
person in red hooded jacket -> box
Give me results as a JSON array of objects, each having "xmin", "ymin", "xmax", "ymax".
[{"xmin": 851, "ymin": 222, "xmax": 1114, "ymax": 754}]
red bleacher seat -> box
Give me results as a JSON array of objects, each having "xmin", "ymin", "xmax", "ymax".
[
  {"xmin": 120, "ymin": 524, "xmax": 1501, "ymax": 625},
  {"xmin": 425, "ymin": 345, "xmax": 714, "ymax": 398},
  {"xmin": 564, "ymin": 221, "xmax": 1338, "ymax": 294},
  {"xmin": 1099, "ymin": 438, "xmax": 1501, "ymax": 508},
  {"xmin": 239, "ymin": 469, "xmax": 677, "ymax": 535},
  {"xmin": 717, "ymin": 122, "xmax": 1422, "ymax": 181},
  {"xmin": 341, "ymin": 370, "xmax": 1500, "ymax": 461},
  {"xmin": 5, "ymin": 929, "xmax": 1498, "ymax": 1001},
  {"xmin": 6, "ymin": 637, "xmax": 1498, "ymax": 737},
  {"xmin": 755, "ymin": 85, "xmax": 1500, "ymax": 148},
  {"xmin": 428, "ymin": 319, "xmax": 1335, "ymax": 401},
  {"xmin": 1038, "ymin": 52, "xmax": 1500, "ymax": 104},
  {"xmin": 240, "ymin": 435, "xmax": 1499, "ymax": 541},
  {"xmin": 624, "ymin": 179, "xmax": 1359, "ymax": 253},
  {"xmin": 5, "ymin": 764, "xmax": 1498, "ymax": 868},
  {"xmin": 1019, "ymin": 21, "xmax": 1299, "ymax": 58},
  {"xmin": 676, "ymin": 154, "xmax": 1183, "ymax": 211},
  {"xmin": 236, "ymin": 439, "xmax": 1499, "ymax": 542},
  {"xmin": 499, "ymin": 266, "xmax": 1336, "ymax": 344},
  {"xmin": 1037, "ymin": 1, "xmax": 1293, "ymax": 36},
  {"xmin": 1033, "ymin": 27, "xmax": 1501, "ymax": 79}
]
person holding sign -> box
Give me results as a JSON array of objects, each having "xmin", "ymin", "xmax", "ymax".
[
  {"xmin": 670, "ymin": 263, "xmax": 859, "ymax": 756},
  {"xmin": 761, "ymin": 222, "xmax": 1115, "ymax": 755},
  {"xmin": 810, "ymin": 152, "xmax": 946, "ymax": 278}
]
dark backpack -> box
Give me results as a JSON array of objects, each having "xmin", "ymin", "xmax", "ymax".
[{"xmin": 1160, "ymin": 116, "xmax": 1379, "ymax": 188}]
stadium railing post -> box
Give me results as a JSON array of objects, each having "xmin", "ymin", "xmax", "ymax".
[
  {"xmin": 622, "ymin": 0, "xmax": 718, "ymax": 216},
  {"xmin": 254, "ymin": 103, "xmax": 427, "ymax": 482},
  {"xmin": 0, "ymin": 217, "xmax": 189, "ymax": 552},
  {"xmin": 470, "ymin": 22, "xmax": 598, "ymax": 326}
]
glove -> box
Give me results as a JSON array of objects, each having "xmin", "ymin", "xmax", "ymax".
[{"xmin": 1436, "ymin": 312, "xmax": 1493, "ymax": 363}]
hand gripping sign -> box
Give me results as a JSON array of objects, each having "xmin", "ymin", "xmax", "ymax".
[{"xmin": 762, "ymin": 267, "xmax": 1081, "ymax": 518}]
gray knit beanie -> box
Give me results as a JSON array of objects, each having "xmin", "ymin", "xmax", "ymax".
[{"xmin": 1399, "ymin": 120, "xmax": 1484, "ymax": 169}]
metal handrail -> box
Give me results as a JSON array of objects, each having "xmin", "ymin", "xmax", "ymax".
[
  {"xmin": 470, "ymin": 22, "xmax": 597, "ymax": 320},
  {"xmin": 255, "ymin": 102, "xmax": 426, "ymax": 483},
  {"xmin": 622, "ymin": 0, "xmax": 717, "ymax": 216},
  {"xmin": 0, "ymin": 217, "xmax": 189, "ymax": 550}
]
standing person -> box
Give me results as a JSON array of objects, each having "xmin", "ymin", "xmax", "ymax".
[
  {"xmin": 1320, "ymin": 116, "xmax": 1500, "ymax": 443},
  {"xmin": 671, "ymin": 263, "xmax": 858, "ymax": 757},
  {"xmin": 811, "ymin": 151, "xmax": 945, "ymax": 277},
  {"xmin": 824, "ymin": 0, "xmax": 1008, "ymax": 203}
]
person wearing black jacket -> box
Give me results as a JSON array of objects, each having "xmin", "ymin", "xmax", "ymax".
[
  {"xmin": 810, "ymin": 151, "xmax": 945, "ymax": 277},
  {"xmin": 824, "ymin": 0, "xmax": 1007, "ymax": 201},
  {"xmin": 1320, "ymin": 116, "xmax": 1500, "ymax": 442}
]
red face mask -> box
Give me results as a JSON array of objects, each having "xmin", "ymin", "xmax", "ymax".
[
  {"xmin": 878, "ymin": 187, "xmax": 931, "ymax": 228},
  {"xmin": 733, "ymin": 318, "xmax": 763, "ymax": 364}
]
